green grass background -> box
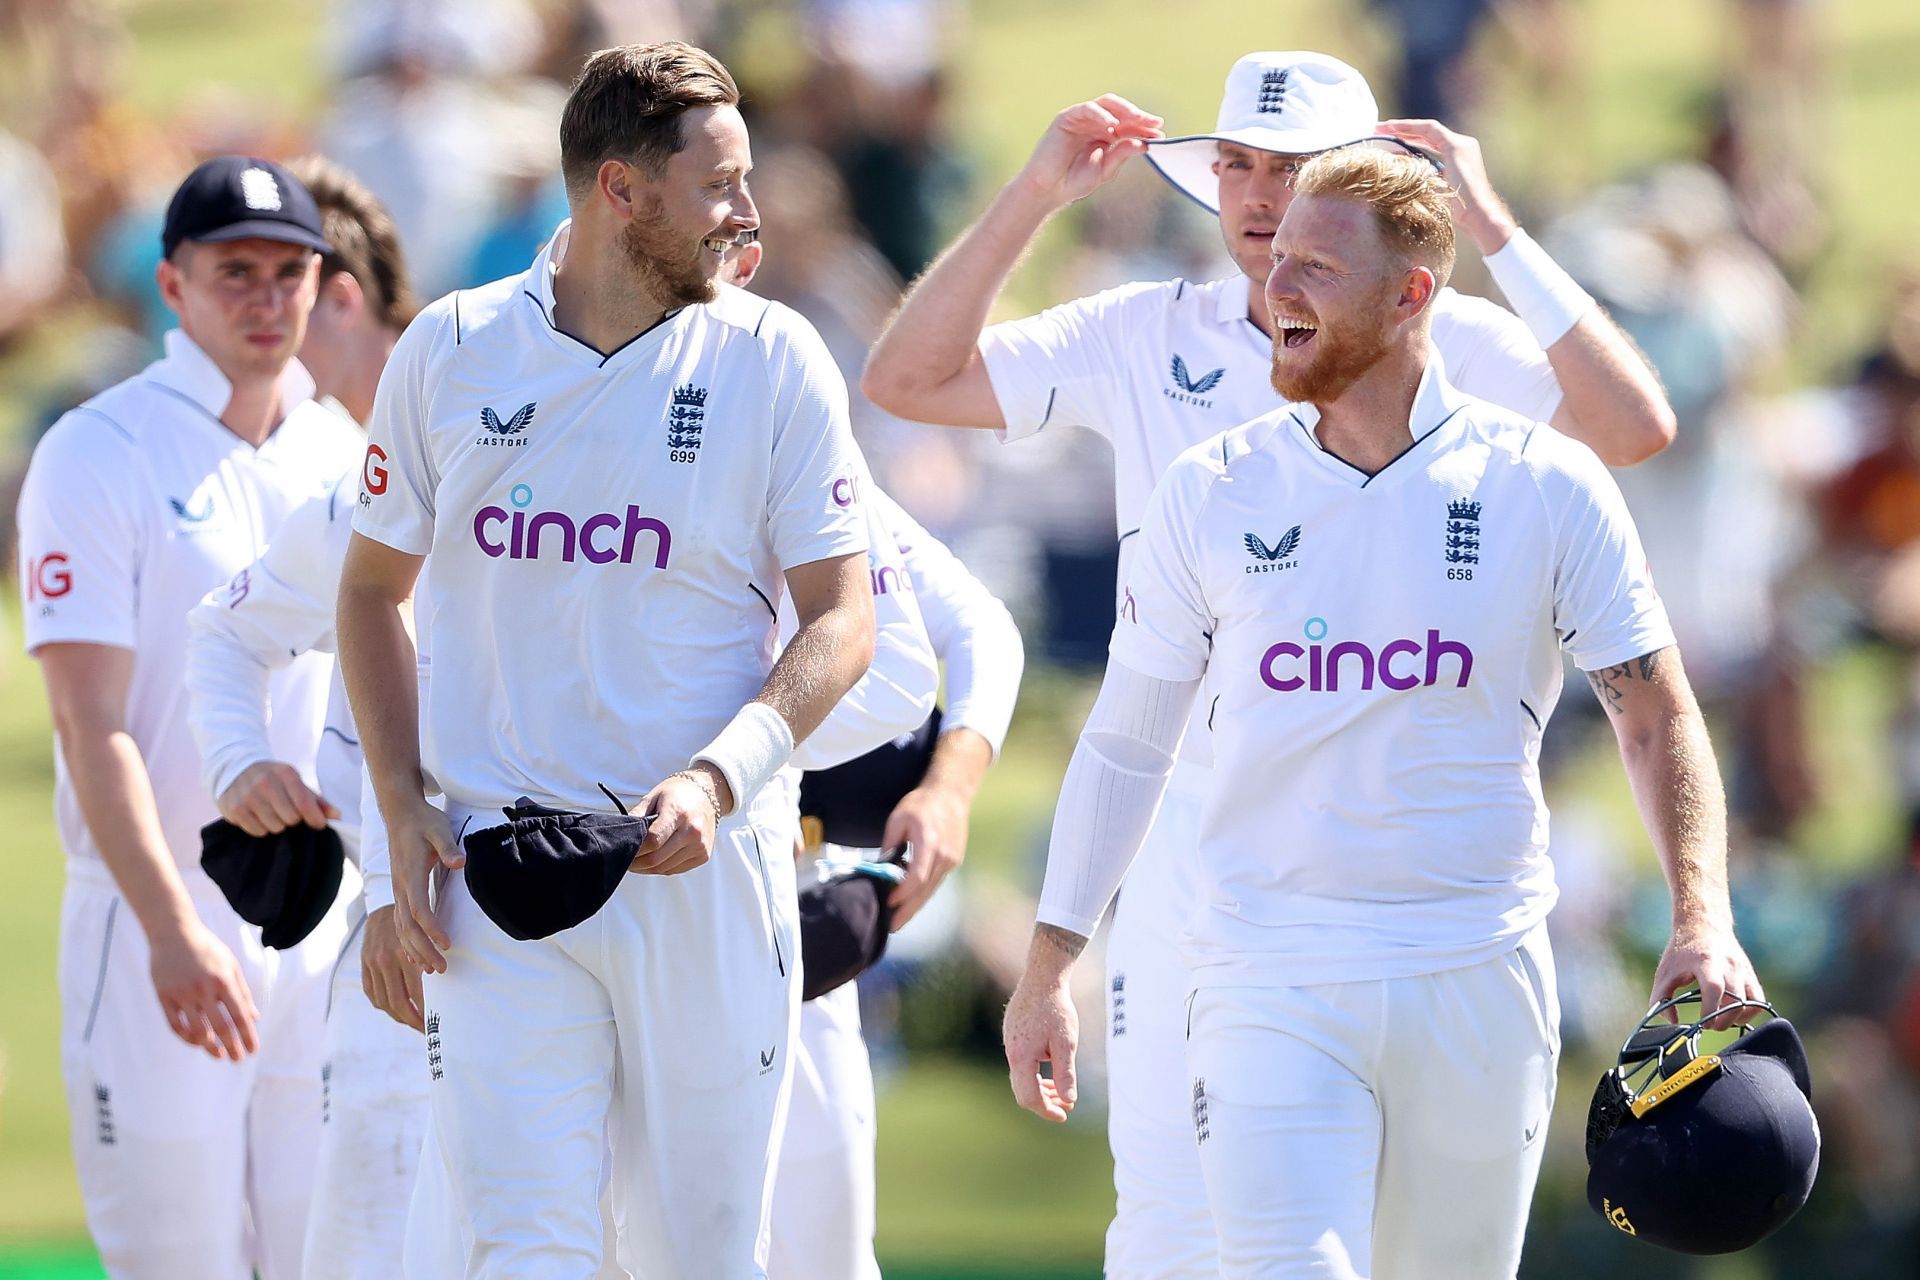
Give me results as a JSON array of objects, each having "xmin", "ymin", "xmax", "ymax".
[{"xmin": 3, "ymin": 0, "xmax": 1918, "ymax": 1275}]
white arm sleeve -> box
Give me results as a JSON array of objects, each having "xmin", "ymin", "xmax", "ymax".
[
  {"xmin": 784, "ymin": 480, "xmax": 940, "ymax": 773},
  {"xmin": 1035, "ymin": 659, "xmax": 1200, "ymax": 939},
  {"xmin": 880, "ymin": 489, "xmax": 1024, "ymax": 758},
  {"xmin": 185, "ymin": 483, "xmax": 354, "ymax": 799}
]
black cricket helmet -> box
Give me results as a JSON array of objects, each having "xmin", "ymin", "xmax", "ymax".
[{"xmin": 1585, "ymin": 990, "xmax": 1819, "ymax": 1254}]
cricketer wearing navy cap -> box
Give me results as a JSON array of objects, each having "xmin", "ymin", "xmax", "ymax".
[
  {"xmin": 20, "ymin": 148, "xmax": 361, "ymax": 1275},
  {"xmin": 161, "ymin": 156, "xmax": 333, "ymax": 259}
]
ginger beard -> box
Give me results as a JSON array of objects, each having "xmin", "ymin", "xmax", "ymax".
[
  {"xmin": 1268, "ymin": 279, "xmax": 1397, "ymax": 403},
  {"xmin": 620, "ymin": 193, "xmax": 720, "ymax": 309}
]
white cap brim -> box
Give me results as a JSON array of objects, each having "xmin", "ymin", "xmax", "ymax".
[{"xmin": 1145, "ymin": 125, "xmax": 1378, "ymax": 215}]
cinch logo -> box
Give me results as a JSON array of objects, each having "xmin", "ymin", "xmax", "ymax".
[
  {"xmin": 472, "ymin": 483, "xmax": 671, "ymax": 568},
  {"xmin": 1258, "ymin": 617, "xmax": 1474, "ymax": 692},
  {"xmin": 871, "ymin": 561, "xmax": 911, "ymax": 596},
  {"xmin": 362, "ymin": 444, "xmax": 388, "ymax": 497},
  {"xmin": 25, "ymin": 553, "xmax": 72, "ymax": 602},
  {"xmin": 832, "ymin": 474, "xmax": 859, "ymax": 508}
]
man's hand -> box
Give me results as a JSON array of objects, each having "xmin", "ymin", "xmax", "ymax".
[
  {"xmin": 1014, "ymin": 95, "xmax": 1163, "ymax": 210},
  {"xmin": 1003, "ymin": 924, "xmax": 1086, "ymax": 1122},
  {"xmin": 386, "ymin": 791, "xmax": 462, "ymax": 975},
  {"xmin": 1652, "ymin": 922, "xmax": 1767, "ymax": 1031},
  {"xmin": 149, "ymin": 918, "xmax": 258, "ymax": 1060},
  {"xmin": 1374, "ymin": 119, "xmax": 1517, "ymax": 255},
  {"xmin": 885, "ymin": 782, "xmax": 969, "ymax": 931},
  {"xmin": 217, "ymin": 760, "xmax": 339, "ymax": 837},
  {"xmin": 362, "ymin": 904, "xmax": 425, "ymax": 1032},
  {"xmin": 633, "ymin": 764, "xmax": 731, "ymax": 876}
]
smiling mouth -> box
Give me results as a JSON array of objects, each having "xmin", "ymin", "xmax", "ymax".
[{"xmin": 1276, "ymin": 319, "xmax": 1318, "ymax": 350}]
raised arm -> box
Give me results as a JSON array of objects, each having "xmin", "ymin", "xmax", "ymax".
[
  {"xmin": 1378, "ymin": 119, "xmax": 1677, "ymax": 465},
  {"xmin": 861, "ymin": 95, "xmax": 1162, "ymax": 429},
  {"xmin": 1586, "ymin": 645, "xmax": 1764, "ymax": 1028}
]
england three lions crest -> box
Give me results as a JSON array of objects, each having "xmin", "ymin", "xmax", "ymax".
[
  {"xmin": 668, "ymin": 383, "xmax": 706, "ymax": 462},
  {"xmin": 1445, "ymin": 499, "xmax": 1481, "ymax": 574}
]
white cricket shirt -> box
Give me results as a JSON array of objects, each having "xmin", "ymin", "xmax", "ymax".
[
  {"xmin": 783, "ymin": 473, "xmax": 938, "ymax": 772},
  {"xmin": 874, "ymin": 489, "xmax": 1024, "ymax": 757},
  {"xmin": 18, "ymin": 329, "xmax": 362, "ymax": 871},
  {"xmin": 353, "ymin": 225, "xmax": 869, "ymax": 816},
  {"xmin": 1111, "ymin": 354, "xmax": 1673, "ymax": 986},
  {"xmin": 981, "ymin": 274, "xmax": 1563, "ymax": 541},
  {"xmin": 186, "ymin": 468, "xmax": 368, "ymax": 853}
]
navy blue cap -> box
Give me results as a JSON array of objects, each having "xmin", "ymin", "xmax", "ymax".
[
  {"xmin": 200, "ymin": 818, "xmax": 345, "ymax": 950},
  {"xmin": 798, "ymin": 858, "xmax": 905, "ymax": 1001},
  {"xmin": 1586, "ymin": 1017, "xmax": 1820, "ymax": 1254},
  {"xmin": 461, "ymin": 798, "xmax": 651, "ymax": 941},
  {"xmin": 162, "ymin": 156, "xmax": 332, "ymax": 259}
]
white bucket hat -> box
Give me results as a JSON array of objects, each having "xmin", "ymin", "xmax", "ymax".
[{"xmin": 1146, "ymin": 52, "xmax": 1383, "ymax": 214}]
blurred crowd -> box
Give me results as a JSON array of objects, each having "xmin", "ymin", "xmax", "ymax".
[{"xmin": 2, "ymin": 0, "xmax": 1918, "ymax": 1269}]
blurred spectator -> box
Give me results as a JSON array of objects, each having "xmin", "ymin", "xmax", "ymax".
[
  {"xmin": 827, "ymin": 68, "xmax": 971, "ymax": 281},
  {"xmin": 0, "ymin": 128, "xmax": 67, "ymax": 348},
  {"xmin": 319, "ymin": 53, "xmax": 566, "ymax": 297}
]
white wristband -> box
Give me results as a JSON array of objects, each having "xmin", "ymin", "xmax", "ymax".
[
  {"xmin": 692, "ymin": 701, "xmax": 795, "ymax": 816},
  {"xmin": 1483, "ymin": 227, "xmax": 1597, "ymax": 349}
]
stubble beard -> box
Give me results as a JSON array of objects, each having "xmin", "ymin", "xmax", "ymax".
[
  {"xmin": 620, "ymin": 197, "xmax": 718, "ymax": 309},
  {"xmin": 1269, "ymin": 316, "xmax": 1391, "ymax": 404}
]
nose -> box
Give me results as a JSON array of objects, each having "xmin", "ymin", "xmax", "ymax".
[
  {"xmin": 733, "ymin": 185, "xmax": 760, "ymax": 234},
  {"xmin": 1264, "ymin": 255, "xmax": 1297, "ymax": 304},
  {"xmin": 1242, "ymin": 166, "xmax": 1288, "ymax": 214}
]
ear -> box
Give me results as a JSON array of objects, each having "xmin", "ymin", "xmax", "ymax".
[
  {"xmin": 1398, "ymin": 265, "xmax": 1436, "ymax": 320},
  {"xmin": 598, "ymin": 158, "xmax": 641, "ymax": 220},
  {"xmin": 320, "ymin": 269, "xmax": 365, "ymax": 318},
  {"xmin": 729, "ymin": 241, "xmax": 765, "ymax": 286},
  {"xmin": 156, "ymin": 254, "xmax": 187, "ymax": 313}
]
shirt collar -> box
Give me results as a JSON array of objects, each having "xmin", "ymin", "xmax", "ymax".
[
  {"xmin": 1214, "ymin": 274, "xmax": 1256, "ymax": 326},
  {"xmin": 149, "ymin": 328, "xmax": 317, "ymax": 421},
  {"xmin": 527, "ymin": 219, "xmax": 571, "ymax": 320},
  {"xmin": 1288, "ymin": 342, "xmax": 1467, "ymax": 439}
]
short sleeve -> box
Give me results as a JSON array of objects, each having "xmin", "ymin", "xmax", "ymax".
[
  {"xmin": 351, "ymin": 303, "xmax": 449, "ymax": 555},
  {"xmin": 763, "ymin": 309, "xmax": 869, "ymax": 571},
  {"xmin": 1437, "ymin": 291, "xmax": 1563, "ymax": 425},
  {"xmin": 18, "ymin": 412, "xmax": 140, "ymax": 652},
  {"xmin": 1535, "ymin": 436, "xmax": 1676, "ymax": 670},
  {"xmin": 978, "ymin": 282, "xmax": 1158, "ymax": 444},
  {"xmin": 1107, "ymin": 450, "xmax": 1217, "ymax": 682}
]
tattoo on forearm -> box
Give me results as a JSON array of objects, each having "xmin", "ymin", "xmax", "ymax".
[
  {"xmin": 1035, "ymin": 923, "xmax": 1089, "ymax": 961},
  {"xmin": 1586, "ymin": 646, "xmax": 1669, "ymax": 716}
]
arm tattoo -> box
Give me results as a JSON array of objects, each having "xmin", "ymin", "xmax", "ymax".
[
  {"xmin": 1586, "ymin": 646, "xmax": 1670, "ymax": 717},
  {"xmin": 1034, "ymin": 923, "xmax": 1090, "ymax": 962}
]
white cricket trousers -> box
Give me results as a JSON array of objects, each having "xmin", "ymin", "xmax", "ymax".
[
  {"xmin": 303, "ymin": 904, "xmax": 432, "ymax": 1279},
  {"xmin": 766, "ymin": 981, "xmax": 882, "ymax": 1280},
  {"xmin": 407, "ymin": 802, "xmax": 802, "ymax": 1280},
  {"xmin": 1188, "ymin": 926, "xmax": 1561, "ymax": 1280},
  {"xmin": 58, "ymin": 857, "xmax": 346, "ymax": 1280},
  {"xmin": 1102, "ymin": 762, "xmax": 1214, "ymax": 1279}
]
